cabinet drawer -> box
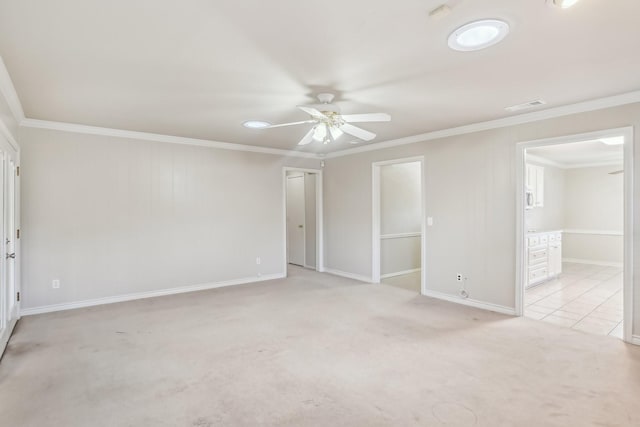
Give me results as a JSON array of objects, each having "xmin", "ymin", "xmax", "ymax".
[
  {"xmin": 528, "ymin": 236, "xmax": 540, "ymax": 247},
  {"xmin": 529, "ymin": 248, "xmax": 548, "ymax": 263},
  {"xmin": 555, "ymin": 232, "xmax": 562, "ymax": 241},
  {"xmin": 529, "ymin": 267, "xmax": 548, "ymax": 283},
  {"xmin": 539, "ymin": 235, "xmax": 549, "ymax": 245}
]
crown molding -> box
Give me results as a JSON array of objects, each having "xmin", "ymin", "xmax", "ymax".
[
  {"xmin": 0, "ymin": 56, "xmax": 25, "ymax": 123},
  {"xmin": 325, "ymin": 90, "xmax": 640, "ymax": 159},
  {"xmin": 21, "ymin": 118, "xmax": 320, "ymax": 159}
]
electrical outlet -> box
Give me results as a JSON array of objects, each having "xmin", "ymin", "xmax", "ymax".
[
  {"xmin": 256, "ymin": 257, "xmax": 261, "ymax": 265},
  {"xmin": 456, "ymin": 273, "xmax": 462, "ymax": 282},
  {"xmin": 52, "ymin": 279, "xmax": 60, "ymax": 289}
]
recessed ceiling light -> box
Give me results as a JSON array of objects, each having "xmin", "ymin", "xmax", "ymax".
[
  {"xmin": 549, "ymin": 0, "xmax": 581, "ymax": 9},
  {"xmin": 242, "ymin": 120, "xmax": 271, "ymax": 129},
  {"xmin": 448, "ymin": 19, "xmax": 510, "ymax": 52},
  {"xmin": 600, "ymin": 136, "xmax": 624, "ymax": 146}
]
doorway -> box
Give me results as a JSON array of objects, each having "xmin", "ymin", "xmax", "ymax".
[
  {"xmin": 516, "ymin": 127, "xmax": 634, "ymax": 343},
  {"xmin": 372, "ymin": 157, "xmax": 426, "ymax": 294},
  {"xmin": 283, "ymin": 168, "xmax": 323, "ymax": 274},
  {"xmin": 0, "ymin": 135, "xmax": 19, "ymax": 357}
]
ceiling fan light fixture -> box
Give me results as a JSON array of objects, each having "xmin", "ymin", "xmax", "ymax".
[
  {"xmin": 448, "ymin": 19, "xmax": 510, "ymax": 52},
  {"xmin": 312, "ymin": 123, "xmax": 327, "ymax": 142},
  {"xmin": 549, "ymin": 0, "xmax": 581, "ymax": 9},
  {"xmin": 329, "ymin": 126, "xmax": 344, "ymax": 140},
  {"xmin": 242, "ymin": 120, "xmax": 271, "ymax": 129}
]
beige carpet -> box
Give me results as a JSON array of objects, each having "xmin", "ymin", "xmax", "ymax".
[{"xmin": 1, "ymin": 266, "xmax": 639, "ymax": 426}]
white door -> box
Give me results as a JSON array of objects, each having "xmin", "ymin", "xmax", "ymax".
[
  {"xmin": 286, "ymin": 175, "xmax": 305, "ymax": 266},
  {"xmin": 5, "ymin": 159, "xmax": 16, "ymax": 319},
  {"xmin": 0, "ymin": 144, "xmax": 19, "ymax": 356}
]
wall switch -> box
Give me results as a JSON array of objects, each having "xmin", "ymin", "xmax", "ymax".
[
  {"xmin": 256, "ymin": 257, "xmax": 261, "ymax": 265},
  {"xmin": 52, "ymin": 279, "xmax": 60, "ymax": 289},
  {"xmin": 427, "ymin": 217, "xmax": 434, "ymax": 226},
  {"xmin": 456, "ymin": 274, "xmax": 462, "ymax": 282}
]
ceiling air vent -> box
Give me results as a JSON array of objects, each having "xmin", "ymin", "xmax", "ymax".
[{"xmin": 505, "ymin": 100, "xmax": 547, "ymax": 112}]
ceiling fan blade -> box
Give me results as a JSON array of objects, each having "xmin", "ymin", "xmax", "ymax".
[
  {"xmin": 298, "ymin": 106, "xmax": 328, "ymax": 119},
  {"xmin": 264, "ymin": 120, "xmax": 316, "ymax": 129},
  {"xmin": 341, "ymin": 113, "xmax": 391, "ymax": 123},
  {"xmin": 340, "ymin": 123, "xmax": 376, "ymax": 141},
  {"xmin": 297, "ymin": 127, "xmax": 315, "ymax": 146}
]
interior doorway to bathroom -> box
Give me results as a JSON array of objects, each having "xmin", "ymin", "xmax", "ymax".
[{"xmin": 372, "ymin": 157, "xmax": 426, "ymax": 294}]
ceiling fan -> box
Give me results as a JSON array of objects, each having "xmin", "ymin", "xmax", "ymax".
[{"xmin": 261, "ymin": 93, "xmax": 391, "ymax": 145}]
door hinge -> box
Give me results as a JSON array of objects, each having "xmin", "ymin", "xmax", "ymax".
[
  {"xmin": 16, "ymin": 292, "xmax": 20, "ymax": 302},
  {"xmin": 16, "ymin": 229, "xmax": 20, "ymax": 239},
  {"xmin": 16, "ymin": 166, "xmax": 19, "ymax": 176}
]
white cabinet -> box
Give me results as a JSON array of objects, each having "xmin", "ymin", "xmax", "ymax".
[
  {"xmin": 527, "ymin": 231, "xmax": 562, "ymax": 288},
  {"xmin": 525, "ymin": 164, "xmax": 544, "ymax": 208}
]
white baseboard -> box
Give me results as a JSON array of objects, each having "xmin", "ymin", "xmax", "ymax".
[
  {"xmin": 422, "ymin": 289, "xmax": 516, "ymax": 316},
  {"xmin": 381, "ymin": 268, "xmax": 421, "ymax": 280},
  {"xmin": 562, "ymin": 258, "xmax": 623, "ymax": 268},
  {"xmin": 323, "ymin": 268, "xmax": 372, "ymax": 283},
  {"xmin": 20, "ymin": 273, "xmax": 286, "ymax": 316},
  {"xmin": 0, "ymin": 317, "xmax": 18, "ymax": 357},
  {"xmin": 631, "ymin": 335, "xmax": 640, "ymax": 346}
]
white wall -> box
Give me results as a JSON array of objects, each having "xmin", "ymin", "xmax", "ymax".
[
  {"xmin": 324, "ymin": 102, "xmax": 640, "ymax": 335},
  {"xmin": 563, "ymin": 165, "xmax": 624, "ymax": 264},
  {"xmin": 20, "ymin": 127, "xmax": 318, "ymax": 310},
  {"xmin": 525, "ymin": 162, "xmax": 565, "ymax": 232}
]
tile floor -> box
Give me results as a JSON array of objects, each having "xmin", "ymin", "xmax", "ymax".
[{"xmin": 525, "ymin": 262, "xmax": 624, "ymax": 338}]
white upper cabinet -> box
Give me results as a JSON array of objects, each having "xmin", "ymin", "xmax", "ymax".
[{"xmin": 526, "ymin": 164, "xmax": 544, "ymax": 208}]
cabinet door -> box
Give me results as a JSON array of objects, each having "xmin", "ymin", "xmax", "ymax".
[{"xmin": 548, "ymin": 243, "xmax": 561, "ymax": 277}]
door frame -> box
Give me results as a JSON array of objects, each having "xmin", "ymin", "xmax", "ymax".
[
  {"xmin": 372, "ymin": 156, "xmax": 427, "ymax": 294},
  {"xmin": 282, "ymin": 167, "xmax": 324, "ymax": 274},
  {"xmin": 515, "ymin": 126, "xmax": 635, "ymax": 343},
  {"xmin": 0, "ymin": 132, "xmax": 19, "ymax": 357}
]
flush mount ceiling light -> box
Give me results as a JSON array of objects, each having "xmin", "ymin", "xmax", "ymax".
[
  {"xmin": 600, "ymin": 136, "xmax": 625, "ymax": 146},
  {"xmin": 242, "ymin": 120, "xmax": 271, "ymax": 129},
  {"xmin": 548, "ymin": 0, "xmax": 581, "ymax": 9},
  {"xmin": 448, "ymin": 19, "xmax": 510, "ymax": 52}
]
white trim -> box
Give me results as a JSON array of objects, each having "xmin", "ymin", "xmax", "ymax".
[
  {"xmin": 323, "ymin": 268, "xmax": 372, "ymax": 283},
  {"xmin": 525, "ymin": 154, "xmax": 565, "ymax": 169},
  {"xmin": 0, "ymin": 57, "xmax": 25, "ymax": 123},
  {"xmin": 0, "ymin": 120, "xmax": 18, "ymax": 152},
  {"xmin": 515, "ymin": 126, "xmax": 634, "ymax": 344},
  {"xmin": 20, "ymin": 273, "xmax": 285, "ymax": 316},
  {"xmin": 22, "ymin": 118, "xmax": 319, "ymax": 159},
  {"xmin": 526, "ymin": 154, "xmax": 623, "ymax": 170},
  {"xmin": 282, "ymin": 167, "xmax": 324, "ymax": 275},
  {"xmin": 562, "ymin": 258, "xmax": 623, "ymax": 268},
  {"xmin": 326, "ymin": 92, "xmax": 640, "ymax": 159},
  {"xmin": 423, "ymin": 289, "xmax": 516, "ymax": 316},
  {"xmin": 372, "ymin": 156, "xmax": 426, "ymax": 295},
  {"xmin": 380, "ymin": 232, "xmax": 421, "ymax": 240},
  {"xmin": 381, "ymin": 268, "xmax": 421, "ymax": 280},
  {"xmin": 563, "ymin": 160, "xmax": 623, "ymax": 169},
  {"xmin": 631, "ymin": 335, "xmax": 640, "ymax": 346},
  {"xmin": 0, "ymin": 317, "xmax": 18, "ymax": 358},
  {"xmin": 563, "ymin": 229, "xmax": 623, "ymax": 236}
]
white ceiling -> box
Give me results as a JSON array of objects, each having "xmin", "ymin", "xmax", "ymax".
[
  {"xmin": 527, "ymin": 139, "xmax": 623, "ymax": 168},
  {"xmin": 1, "ymin": 0, "xmax": 640, "ymax": 154}
]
